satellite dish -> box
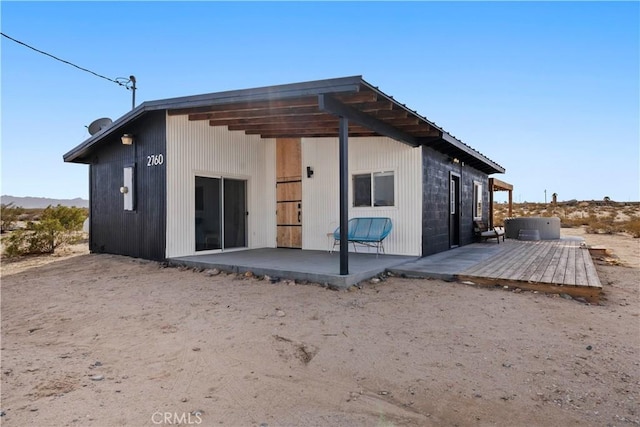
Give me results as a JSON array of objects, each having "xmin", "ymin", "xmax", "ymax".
[{"xmin": 88, "ymin": 117, "xmax": 113, "ymax": 136}]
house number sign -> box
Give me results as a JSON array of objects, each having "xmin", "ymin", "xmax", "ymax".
[{"xmin": 147, "ymin": 154, "xmax": 164, "ymax": 166}]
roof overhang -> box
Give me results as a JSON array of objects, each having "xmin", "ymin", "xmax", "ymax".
[{"xmin": 64, "ymin": 75, "xmax": 505, "ymax": 174}]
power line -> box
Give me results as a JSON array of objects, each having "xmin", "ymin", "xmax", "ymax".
[{"xmin": 1, "ymin": 32, "xmax": 133, "ymax": 90}]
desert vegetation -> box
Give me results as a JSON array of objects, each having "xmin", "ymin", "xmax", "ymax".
[
  {"xmin": 0, "ymin": 203, "xmax": 25, "ymax": 233},
  {"xmin": 493, "ymin": 200, "xmax": 640, "ymax": 237},
  {"xmin": 0, "ymin": 205, "xmax": 87, "ymax": 257}
]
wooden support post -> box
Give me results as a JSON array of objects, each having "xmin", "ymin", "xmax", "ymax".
[
  {"xmin": 489, "ymin": 183, "xmax": 495, "ymax": 229},
  {"xmin": 508, "ymin": 189, "xmax": 513, "ymax": 217}
]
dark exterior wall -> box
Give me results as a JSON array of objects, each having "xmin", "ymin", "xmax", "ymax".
[
  {"xmin": 459, "ymin": 161, "xmax": 490, "ymax": 245},
  {"xmin": 89, "ymin": 111, "xmax": 166, "ymax": 260},
  {"xmin": 421, "ymin": 146, "xmax": 489, "ymax": 256}
]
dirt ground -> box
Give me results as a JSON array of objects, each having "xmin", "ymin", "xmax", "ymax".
[{"xmin": 1, "ymin": 227, "xmax": 638, "ymax": 426}]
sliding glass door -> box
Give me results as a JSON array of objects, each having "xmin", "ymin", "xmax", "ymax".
[
  {"xmin": 195, "ymin": 176, "xmax": 247, "ymax": 252},
  {"xmin": 223, "ymin": 178, "xmax": 247, "ymax": 249}
]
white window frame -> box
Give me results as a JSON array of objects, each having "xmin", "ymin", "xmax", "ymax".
[
  {"xmin": 473, "ymin": 181, "xmax": 483, "ymax": 220},
  {"xmin": 352, "ymin": 170, "xmax": 396, "ymax": 208},
  {"xmin": 450, "ymin": 178, "xmax": 456, "ymax": 215},
  {"xmin": 123, "ymin": 166, "xmax": 135, "ymax": 211}
]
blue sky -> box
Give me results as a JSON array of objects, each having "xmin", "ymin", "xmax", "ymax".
[{"xmin": 2, "ymin": 1, "xmax": 638, "ymax": 202}]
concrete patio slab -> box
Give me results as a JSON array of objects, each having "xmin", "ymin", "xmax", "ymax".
[{"xmin": 169, "ymin": 248, "xmax": 418, "ymax": 288}]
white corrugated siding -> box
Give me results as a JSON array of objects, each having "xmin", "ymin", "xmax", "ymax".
[
  {"xmin": 165, "ymin": 115, "xmax": 276, "ymax": 258},
  {"xmin": 302, "ymin": 137, "xmax": 422, "ymax": 256}
]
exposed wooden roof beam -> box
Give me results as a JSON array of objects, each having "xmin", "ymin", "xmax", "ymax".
[
  {"xmin": 208, "ymin": 115, "xmax": 338, "ymax": 127},
  {"xmin": 190, "ymin": 106, "xmax": 324, "ymax": 121},
  {"xmin": 491, "ymin": 178, "xmax": 513, "ymax": 191},
  {"xmin": 394, "ymin": 124, "xmax": 440, "ymax": 136},
  {"xmin": 335, "ymin": 91, "xmax": 379, "ymax": 104},
  {"xmin": 258, "ymin": 130, "xmax": 379, "ymax": 139},
  {"xmin": 169, "ymin": 96, "xmax": 317, "ymax": 116},
  {"xmin": 318, "ymin": 94, "xmax": 419, "ymax": 147},
  {"xmin": 169, "ymin": 91, "xmax": 378, "ymax": 117},
  {"xmin": 206, "ymin": 114, "xmax": 422, "ymax": 132},
  {"xmin": 239, "ymin": 123, "xmax": 374, "ymax": 134},
  {"xmin": 370, "ymin": 109, "xmax": 411, "ymax": 119},
  {"xmin": 383, "ymin": 117, "xmax": 420, "ymax": 125},
  {"xmin": 188, "ymin": 100, "xmax": 393, "ymax": 122},
  {"xmin": 353, "ymin": 101, "xmax": 394, "ymax": 111}
]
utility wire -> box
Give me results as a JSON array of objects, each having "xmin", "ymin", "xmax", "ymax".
[{"xmin": 1, "ymin": 32, "xmax": 132, "ymax": 90}]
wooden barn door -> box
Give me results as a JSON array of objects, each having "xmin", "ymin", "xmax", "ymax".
[
  {"xmin": 276, "ymin": 138, "xmax": 302, "ymax": 249},
  {"xmin": 276, "ymin": 138, "xmax": 302, "ymax": 248}
]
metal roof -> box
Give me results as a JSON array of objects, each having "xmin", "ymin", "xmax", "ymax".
[{"xmin": 63, "ymin": 75, "xmax": 505, "ymax": 174}]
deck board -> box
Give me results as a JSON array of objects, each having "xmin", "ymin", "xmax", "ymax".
[
  {"xmin": 583, "ymin": 247, "xmax": 602, "ymax": 287},
  {"xmin": 496, "ymin": 242, "xmax": 541, "ymax": 279},
  {"xmin": 574, "ymin": 248, "xmax": 589, "ymax": 286},
  {"xmin": 564, "ymin": 242, "xmax": 577, "ymax": 285},
  {"xmin": 551, "ymin": 242, "xmax": 570, "ymax": 284},
  {"xmin": 492, "ymin": 248, "xmax": 522, "ymax": 278},
  {"xmin": 516, "ymin": 241, "xmax": 555, "ymax": 281},
  {"xmin": 463, "ymin": 243, "xmax": 520, "ymax": 277},
  {"xmin": 540, "ymin": 243, "xmax": 564, "ymax": 283},
  {"xmin": 528, "ymin": 244, "xmax": 559, "ymax": 283},
  {"xmin": 457, "ymin": 239, "xmax": 602, "ymax": 302}
]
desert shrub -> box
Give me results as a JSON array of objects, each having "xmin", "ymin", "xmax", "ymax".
[
  {"xmin": 3, "ymin": 230, "xmax": 28, "ymax": 257},
  {"xmin": 584, "ymin": 209, "xmax": 616, "ymax": 234},
  {"xmin": 1, "ymin": 203, "xmax": 24, "ymax": 233},
  {"xmin": 43, "ymin": 205, "xmax": 85, "ymax": 231},
  {"xmin": 3, "ymin": 205, "xmax": 86, "ymax": 257},
  {"xmin": 19, "ymin": 208, "xmax": 45, "ymax": 222},
  {"xmin": 586, "ymin": 222, "xmax": 617, "ymax": 235},
  {"xmin": 560, "ymin": 217, "xmax": 586, "ymax": 228},
  {"xmin": 623, "ymin": 219, "xmax": 640, "ymax": 238}
]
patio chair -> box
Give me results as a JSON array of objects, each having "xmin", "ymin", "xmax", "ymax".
[{"xmin": 474, "ymin": 220, "xmax": 505, "ymax": 243}]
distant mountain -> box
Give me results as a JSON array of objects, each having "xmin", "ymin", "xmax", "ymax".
[{"xmin": 1, "ymin": 195, "xmax": 89, "ymax": 209}]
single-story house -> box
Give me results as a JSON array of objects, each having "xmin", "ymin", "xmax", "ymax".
[{"xmin": 64, "ymin": 76, "xmax": 505, "ymax": 272}]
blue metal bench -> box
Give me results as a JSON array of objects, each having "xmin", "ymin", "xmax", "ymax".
[{"xmin": 331, "ymin": 217, "xmax": 393, "ymax": 256}]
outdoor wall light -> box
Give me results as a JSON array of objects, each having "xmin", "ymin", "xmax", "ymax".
[
  {"xmin": 306, "ymin": 166, "xmax": 314, "ymax": 178},
  {"xmin": 121, "ymin": 134, "xmax": 134, "ymax": 145},
  {"xmin": 120, "ymin": 186, "xmax": 129, "ymax": 194}
]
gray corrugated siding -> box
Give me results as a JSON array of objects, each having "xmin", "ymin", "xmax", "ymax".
[
  {"xmin": 89, "ymin": 111, "xmax": 166, "ymax": 260},
  {"xmin": 422, "ymin": 146, "xmax": 489, "ymax": 256}
]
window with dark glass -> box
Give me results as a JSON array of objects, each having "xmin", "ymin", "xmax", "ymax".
[
  {"xmin": 353, "ymin": 174, "xmax": 372, "ymax": 207},
  {"xmin": 352, "ymin": 171, "xmax": 394, "ymax": 207},
  {"xmin": 195, "ymin": 176, "xmax": 247, "ymax": 252},
  {"xmin": 373, "ymin": 171, "xmax": 394, "ymax": 206}
]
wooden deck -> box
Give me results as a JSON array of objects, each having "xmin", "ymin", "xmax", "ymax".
[{"xmin": 458, "ymin": 239, "xmax": 602, "ymax": 302}]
